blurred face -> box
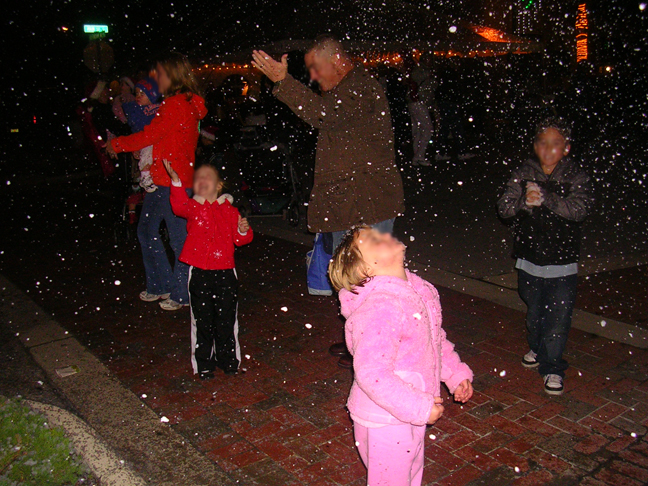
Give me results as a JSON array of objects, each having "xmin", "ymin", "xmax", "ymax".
[
  {"xmin": 120, "ymin": 82, "xmax": 132, "ymax": 97},
  {"xmin": 193, "ymin": 166, "xmax": 223, "ymax": 201},
  {"xmin": 135, "ymin": 88, "xmax": 151, "ymax": 106},
  {"xmin": 534, "ymin": 128, "xmax": 570, "ymax": 172},
  {"xmin": 156, "ymin": 63, "xmax": 171, "ymax": 95},
  {"xmin": 356, "ymin": 228, "xmax": 406, "ymax": 272},
  {"xmin": 305, "ymin": 51, "xmax": 339, "ymax": 91}
]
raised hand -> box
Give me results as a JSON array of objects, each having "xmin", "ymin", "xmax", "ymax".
[
  {"xmin": 238, "ymin": 215, "xmax": 250, "ymax": 234},
  {"xmin": 163, "ymin": 159, "xmax": 180, "ymax": 184},
  {"xmin": 252, "ymin": 50, "xmax": 288, "ymax": 83},
  {"xmin": 526, "ymin": 182, "xmax": 543, "ymax": 207}
]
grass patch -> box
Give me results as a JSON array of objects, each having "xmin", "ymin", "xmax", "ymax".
[{"xmin": 0, "ymin": 396, "xmax": 89, "ymax": 485}]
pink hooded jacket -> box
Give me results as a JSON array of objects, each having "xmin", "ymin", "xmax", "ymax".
[{"xmin": 341, "ymin": 270, "xmax": 473, "ymax": 427}]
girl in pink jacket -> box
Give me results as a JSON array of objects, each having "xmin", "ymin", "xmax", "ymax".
[{"xmin": 329, "ymin": 226, "xmax": 474, "ymax": 486}]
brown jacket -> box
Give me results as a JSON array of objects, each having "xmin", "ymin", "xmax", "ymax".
[{"xmin": 274, "ymin": 67, "xmax": 405, "ymax": 233}]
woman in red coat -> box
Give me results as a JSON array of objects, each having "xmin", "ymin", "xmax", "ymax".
[{"xmin": 108, "ymin": 52, "xmax": 207, "ymax": 310}]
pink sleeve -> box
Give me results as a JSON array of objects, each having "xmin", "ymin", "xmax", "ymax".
[
  {"xmin": 349, "ymin": 295, "xmax": 434, "ymax": 426},
  {"xmin": 439, "ymin": 328, "xmax": 474, "ymax": 393},
  {"xmin": 421, "ymin": 277, "xmax": 473, "ymax": 394}
]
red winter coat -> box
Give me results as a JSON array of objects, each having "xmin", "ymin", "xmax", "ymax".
[
  {"xmin": 170, "ymin": 184, "xmax": 253, "ymax": 270},
  {"xmin": 111, "ymin": 93, "xmax": 207, "ymax": 188}
]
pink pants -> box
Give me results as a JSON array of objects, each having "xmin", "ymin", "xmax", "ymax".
[{"xmin": 354, "ymin": 422, "xmax": 426, "ymax": 486}]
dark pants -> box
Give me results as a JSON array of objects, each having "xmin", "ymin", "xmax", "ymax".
[
  {"xmin": 188, "ymin": 267, "xmax": 239, "ymax": 374},
  {"xmin": 518, "ymin": 270, "xmax": 578, "ymax": 378},
  {"xmin": 137, "ymin": 186, "xmax": 190, "ymax": 303}
]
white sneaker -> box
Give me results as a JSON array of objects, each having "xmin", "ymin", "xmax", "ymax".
[
  {"xmin": 159, "ymin": 298, "xmax": 188, "ymax": 311},
  {"xmin": 139, "ymin": 291, "xmax": 171, "ymax": 302},
  {"xmin": 521, "ymin": 350, "xmax": 539, "ymax": 368},
  {"xmin": 412, "ymin": 159, "xmax": 432, "ymax": 167},
  {"xmin": 544, "ymin": 374, "xmax": 564, "ymax": 396}
]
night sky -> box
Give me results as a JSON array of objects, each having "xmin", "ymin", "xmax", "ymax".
[{"xmin": 2, "ymin": 0, "xmax": 645, "ymax": 135}]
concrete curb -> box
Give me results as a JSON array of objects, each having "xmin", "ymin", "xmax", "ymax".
[
  {"xmin": 407, "ymin": 260, "xmax": 648, "ymax": 349},
  {"xmin": 249, "ymin": 224, "xmax": 648, "ymax": 349},
  {"xmin": 26, "ymin": 400, "xmax": 147, "ymax": 486},
  {"xmin": 0, "ymin": 275, "xmax": 236, "ymax": 486}
]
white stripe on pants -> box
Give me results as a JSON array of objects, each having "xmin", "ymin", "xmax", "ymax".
[{"xmin": 188, "ymin": 266, "xmax": 241, "ymax": 374}]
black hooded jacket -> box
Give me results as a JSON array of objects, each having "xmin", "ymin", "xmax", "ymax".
[{"xmin": 497, "ymin": 157, "xmax": 594, "ymax": 266}]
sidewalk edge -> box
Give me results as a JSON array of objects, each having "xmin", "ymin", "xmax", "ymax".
[
  {"xmin": 26, "ymin": 400, "xmax": 147, "ymax": 486},
  {"xmin": 0, "ymin": 274, "xmax": 235, "ymax": 486},
  {"xmin": 408, "ymin": 261, "xmax": 648, "ymax": 349}
]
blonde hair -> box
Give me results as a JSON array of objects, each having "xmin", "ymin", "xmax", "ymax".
[
  {"xmin": 158, "ymin": 52, "xmax": 202, "ymax": 99},
  {"xmin": 328, "ymin": 225, "xmax": 372, "ymax": 293}
]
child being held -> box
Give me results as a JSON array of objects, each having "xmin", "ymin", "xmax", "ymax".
[
  {"xmin": 164, "ymin": 159, "xmax": 253, "ymax": 379},
  {"xmin": 123, "ymin": 78, "xmax": 162, "ymax": 193},
  {"xmin": 497, "ymin": 117, "xmax": 594, "ymax": 396},
  {"xmin": 329, "ymin": 227, "xmax": 473, "ymax": 486}
]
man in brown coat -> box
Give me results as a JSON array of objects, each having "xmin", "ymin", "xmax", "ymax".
[{"xmin": 253, "ymin": 36, "xmax": 405, "ymax": 367}]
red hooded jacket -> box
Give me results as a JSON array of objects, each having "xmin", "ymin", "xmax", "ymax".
[
  {"xmin": 112, "ymin": 93, "xmax": 207, "ymax": 188},
  {"xmin": 170, "ymin": 184, "xmax": 253, "ymax": 270}
]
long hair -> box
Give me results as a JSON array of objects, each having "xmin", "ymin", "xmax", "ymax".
[{"xmin": 158, "ymin": 52, "xmax": 202, "ymax": 99}]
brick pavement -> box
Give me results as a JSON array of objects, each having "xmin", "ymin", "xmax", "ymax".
[{"xmin": 2, "ymin": 212, "xmax": 648, "ymax": 485}]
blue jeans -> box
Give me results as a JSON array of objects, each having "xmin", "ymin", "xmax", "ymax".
[
  {"xmin": 518, "ymin": 270, "xmax": 578, "ymax": 378},
  {"xmin": 137, "ymin": 186, "xmax": 190, "ymax": 303},
  {"xmin": 331, "ymin": 218, "xmax": 396, "ymax": 252}
]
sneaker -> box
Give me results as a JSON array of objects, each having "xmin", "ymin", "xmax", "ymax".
[
  {"xmin": 412, "ymin": 159, "xmax": 432, "ymax": 167},
  {"xmin": 435, "ymin": 153, "xmax": 451, "ymax": 161},
  {"xmin": 198, "ymin": 371, "xmax": 215, "ymax": 380},
  {"xmin": 139, "ymin": 291, "xmax": 171, "ymax": 302},
  {"xmin": 159, "ymin": 298, "xmax": 188, "ymax": 311},
  {"xmin": 543, "ymin": 374, "xmax": 564, "ymax": 396},
  {"xmin": 521, "ymin": 350, "xmax": 539, "ymax": 368},
  {"xmin": 458, "ymin": 153, "xmax": 477, "ymax": 160},
  {"xmin": 224, "ymin": 366, "xmax": 238, "ymax": 376}
]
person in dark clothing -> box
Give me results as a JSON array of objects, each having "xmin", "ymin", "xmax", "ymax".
[
  {"xmin": 252, "ymin": 35, "xmax": 405, "ymax": 369},
  {"xmin": 497, "ymin": 117, "xmax": 594, "ymax": 396}
]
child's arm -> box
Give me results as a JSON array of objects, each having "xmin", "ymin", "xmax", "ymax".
[
  {"xmin": 232, "ymin": 211, "xmax": 253, "ymax": 246},
  {"xmin": 422, "ymin": 279, "xmax": 474, "ymax": 401},
  {"xmin": 350, "ymin": 296, "xmax": 435, "ymax": 426},
  {"xmin": 439, "ymin": 327, "xmax": 474, "ymax": 397},
  {"xmin": 497, "ymin": 168, "xmax": 527, "ymax": 219},
  {"xmin": 541, "ymin": 171, "xmax": 593, "ymax": 222},
  {"xmin": 164, "ymin": 160, "xmax": 192, "ymax": 219}
]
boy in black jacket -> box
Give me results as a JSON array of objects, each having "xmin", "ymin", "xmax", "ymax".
[{"xmin": 498, "ymin": 118, "xmax": 594, "ymax": 395}]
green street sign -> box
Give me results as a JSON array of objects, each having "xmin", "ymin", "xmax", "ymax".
[{"xmin": 84, "ymin": 24, "xmax": 109, "ymax": 34}]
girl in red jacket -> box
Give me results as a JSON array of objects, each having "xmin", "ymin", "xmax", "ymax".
[
  {"xmin": 107, "ymin": 53, "xmax": 207, "ymax": 311},
  {"xmin": 164, "ymin": 159, "xmax": 253, "ymax": 379}
]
